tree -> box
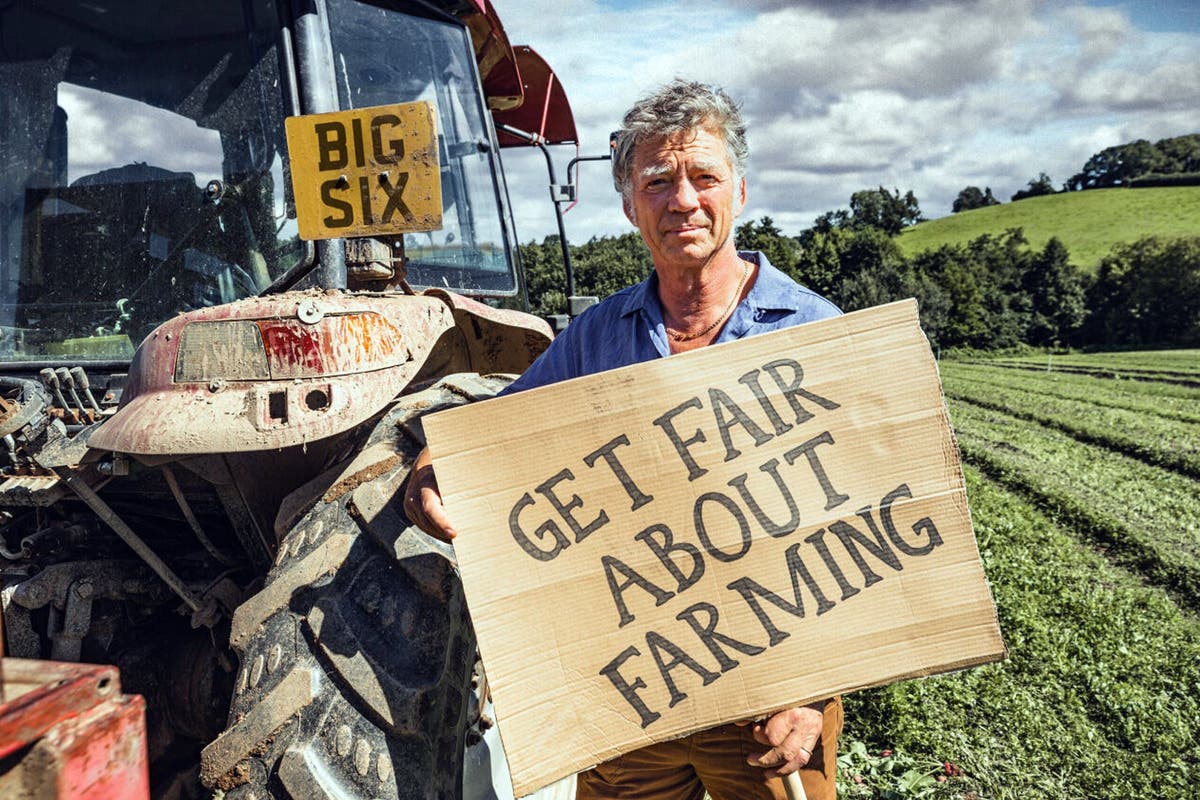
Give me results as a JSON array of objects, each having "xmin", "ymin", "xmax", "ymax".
[
  {"xmin": 794, "ymin": 226, "xmax": 909, "ymax": 311},
  {"xmin": 572, "ymin": 232, "xmax": 654, "ymax": 300},
  {"xmin": 1066, "ymin": 139, "xmax": 1167, "ymax": 190},
  {"xmin": 735, "ymin": 216, "xmax": 800, "ymax": 274},
  {"xmin": 1023, "ymin": 237, "xmax": 1086, "ymax": 346},
  {"xmin": 1154, "ymin": 134, "xmax": 1200, "ymax": 174},
  {"xmin": 810, "ymin": 208, "xmax": 850, "ymax": 234},
  {"xmin": 793, "ymin": 226, "xmax": 846, "ymax": 297},
  {"xmin": 847, "ymin": 187, "xmax": 923, "ymax": 235},
  {"xmin": 521, "ymin": 232, "xmax": 654, "ymax": 316},
  {"xmin": 520, "ymin": 235, "xmax": 567, "ymax": 316},
  {"xmin": 952, "ymin": 186, "xmax": 999, "ymax": 213},
  {"xmin": 910, "ymin": 245, "xmax": 988, "ymax": 348},
  {"xmin": 1084, "ymin": 236, "xmax": 1200, "ymax": 346},
  {"xmin": 903, "ymin": 229, "xmax": 1041, "ymax": 349},
  {"xmin": 968, "ymin": 229, "xmax": 1035, "ymax": 347},
  {"xmin": 1011, "ymin": 173, "xmax": 1057, "ymax": 202}
]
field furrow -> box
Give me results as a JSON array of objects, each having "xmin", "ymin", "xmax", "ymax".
[
  {"xmin": 967, "ymin": 360, "xmax": 1200, "ymax": 386},
  {"xmin": 945, "ymin": 399, "xmax": 1200, "ymax": 605},
  {"xmin": 941, "ymin": 370, "xmax": 1200, "ymax": 478},
  {"xmin": 845, "ymin": 349, "xmax": 1200, "ymax": 799},
  {"xmin": 846, "ymin": 466, "xmax": 1200, "ymax": 800},
  {"xmin": 987, "ymin": 349, "xmax": 1200, "ymax": 376},
  {"xmin": 940, "ymin": 361, "xmax": 1200, "ymax": 424}
]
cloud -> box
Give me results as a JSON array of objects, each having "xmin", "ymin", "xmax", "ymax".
[
  {"xmin": 498, "ymin": 0, "xmax": 1200, "ymax": 240},
  {"xmin": 1063, "ymin": 61, "xmax": 1200, "ymax": 112},
  {"xmin": 1062, "ymin": 5, "xmax": 1131, "ymax": 66},
  {"xmin": 726, "ymin": 0, "xmax": 1035, "ymax": 99},
  {"xmin": 59, "ymin": 84, "xmax": 223, "ymax": 184},
  {"xmin": 735, "ymin": 0, "xmax": 992, "ymax": 12}
]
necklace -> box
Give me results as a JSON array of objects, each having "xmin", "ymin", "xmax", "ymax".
[{"xmin": 666, "ymin": 260, "xmax": 751, "ymax": 342}]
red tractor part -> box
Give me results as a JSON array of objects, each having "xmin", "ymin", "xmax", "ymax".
[
  {"xmin": 0, "ymin": 659, "xmax": 149, "ymax": 800},
  {"xmin": 494, "ymin": 46, "xmax": 578, "ymax": 148}
]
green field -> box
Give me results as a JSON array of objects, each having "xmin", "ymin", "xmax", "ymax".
[
  {"xmin": 838, "ymin": 351, "xmax": 1200, "ymax": 799},
  {"xmin": 942, "ymin": 362, "xmax": 1200, "ymax": 478},
  {"xmin": 943, "ymin": 361, "xmax": 1200, "ymax": 423},
  {"xmin": 896, "ymin": 187, "xmax": 1200, "ymax": 270},
  {"xmin": 981, "ymin": 349, "xmax": 1200, "ymax": 382}
]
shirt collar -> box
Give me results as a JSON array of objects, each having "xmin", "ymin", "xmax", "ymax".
[
  {"xmin": 620, "ymin": 270, "xmax": 657, "ymax": 318},
  {"xmin": 739, "ymin": 250, "xmax": 800, "ymax": 312}
]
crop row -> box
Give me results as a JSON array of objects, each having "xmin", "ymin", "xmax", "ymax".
[
  {"xmin": 940, "ymin": 361, "xmax": 1200, "ymax": 424},
  {"xmin": 987, "ymin": 349, "xmax": 1200, "ymax": 377},
  {"xmin": 974, "ymin": 360, "xmax": 1200, "ymax": 386},
  {"xmin": 941, "ymin": 368, "xmax": 1200, "ymax": 478},
  {"xmin": 846, "ymin": 465, "xmax": 1200, "ymax": 799},
  {"xmin": 943, "ymin": 399, "xmax": 1200, "ymax": 605}
]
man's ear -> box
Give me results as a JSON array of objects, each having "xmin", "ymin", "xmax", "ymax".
[
  {"xmin": 623, "ymin": 195, "xmax": 637, "ymax": 226},
  {"xmin": 734, "ymin": 177, "xmax": 747, "ymax": 216}
]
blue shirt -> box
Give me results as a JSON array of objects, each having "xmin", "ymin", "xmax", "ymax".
[{"xmin": 505, "ymin": 251, "xmax": 841, "ymax": 394}]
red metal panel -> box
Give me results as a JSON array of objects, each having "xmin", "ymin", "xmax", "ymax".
[
  {"xmin": 0, "ymin": 659, "xmax": 150, "ymax": 800},
  {"xmin": 40, "ymin": 695, "xmax": 149, "ymax": 800},
  {"xmin": 460, "ymin": 0, "xmax": 525, "ymax": 111},
  {"xmin": 494, "ymin": 46, "xmax": 579, "ymax": 147}
]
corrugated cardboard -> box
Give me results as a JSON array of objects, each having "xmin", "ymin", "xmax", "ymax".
[{"xmin": 424, "ymin": 299, "xmax": 1005, "ymax": 797}]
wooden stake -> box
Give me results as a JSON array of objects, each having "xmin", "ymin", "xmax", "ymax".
[{"xmin": 784, "ymin": 771, "xmax": 808, "ymax": 800}]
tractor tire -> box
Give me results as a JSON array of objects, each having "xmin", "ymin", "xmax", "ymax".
[{"xmin": 201, "ymin": 374, "xmax": 512, "ymax": 800}]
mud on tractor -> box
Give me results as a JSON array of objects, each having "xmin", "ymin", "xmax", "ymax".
[{"xmin": 0, "ymin": 1, "xmax": 578, "ymax": 797}]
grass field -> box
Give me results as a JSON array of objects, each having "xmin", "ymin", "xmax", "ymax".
[
  {"xmin": 838, "ymin": 350, "xmax": 1200, "ymax": 799},
  {"xmin": 895, "ymin": 187, "xmax": 1200, "ymax": 271},
  {"xmin": 980, "ymin": 349, "xmax": 1200, "ymax": 382},
  {"xmin": 943, "ymin": 362, "xmax": 1200, "ymax": 478}
]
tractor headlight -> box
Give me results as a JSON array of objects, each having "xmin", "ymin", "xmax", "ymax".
[
  {"xmin": 174, "ymin": 321, "xmax": 270, "ymax": 381},
  {"xmin": 173, "ymin": 313, "xmax": 407, "ymax": 383}
]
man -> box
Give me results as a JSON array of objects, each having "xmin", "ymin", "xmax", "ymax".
[{"xmin": 405, "ymin": 79, "xmax": 842, "ymax": 800}]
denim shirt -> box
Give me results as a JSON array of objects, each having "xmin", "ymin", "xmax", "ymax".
[{"xmin": 504, "ymin": 251, "xmax": 842, "ymax": 395}]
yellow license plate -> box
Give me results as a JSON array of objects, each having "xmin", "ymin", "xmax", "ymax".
[{"xmin": 285, "ymin": 101, "xmax": 441, "ymax": 240}]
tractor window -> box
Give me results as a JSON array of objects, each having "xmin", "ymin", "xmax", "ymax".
[
  {"xmin": 327, "ymin": 0, "xmax": 517, "ymax": 295},
  {"xmin": 0, "ymin": 0, "xmax": 300, "ymax": 361}
]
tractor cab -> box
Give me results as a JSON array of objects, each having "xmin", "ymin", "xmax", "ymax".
[{"xmin": 0, "ymin": 0, "xmax": 574, "ymax": 366}]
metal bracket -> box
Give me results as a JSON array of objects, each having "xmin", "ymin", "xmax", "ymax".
[
  {"xmin": 52, "ymin": 467, "xmax": 207, "ymax": 617},
  {"xmin": 50, "ymin": 579, "xmax": 95, "ymax": 661}
]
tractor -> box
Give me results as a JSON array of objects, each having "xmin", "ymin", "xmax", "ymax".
[{"xmin": 0, "ymin": 1, "xmax": 579, "ymax": 797}]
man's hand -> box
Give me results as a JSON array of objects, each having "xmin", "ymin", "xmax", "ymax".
[
  {"xmin": 402, "ymin": 447, "xmax": 457, "ymax": 542},
  {"xmin": 740, "ymin": 701, "xmax": 825, "ymax": 776}
]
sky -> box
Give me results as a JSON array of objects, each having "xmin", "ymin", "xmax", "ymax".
[{"xmin": 494, "ymin": 0, "xmax": 1200, "ymax": 245}]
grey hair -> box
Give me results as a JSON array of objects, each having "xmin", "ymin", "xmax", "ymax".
[{"xmin": 611, "ymin": 79, "xmax": 748, "ymax": 200}]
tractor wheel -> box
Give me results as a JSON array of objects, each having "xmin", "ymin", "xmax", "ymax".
[{"xmin": 201, "ymin": 374, "xmax": 512, "ymax": 800}]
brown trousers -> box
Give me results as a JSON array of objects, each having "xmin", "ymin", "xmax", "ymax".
[{"xmin": 576, "ymin": 696, "xmax": 842, "ymax": 800}]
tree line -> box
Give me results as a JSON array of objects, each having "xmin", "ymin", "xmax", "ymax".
[
  {"xmin": 521, "ymin": 186, "xmax": 1199, "ymax": 351},
  {"xmin": 954, "ymin": 133, "xmax": 1200, "ymax": 213}
]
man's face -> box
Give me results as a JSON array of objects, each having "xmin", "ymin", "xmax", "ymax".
[{"xmin": 624, "ymin": 126, "xmax": 746, "ymax": 272}]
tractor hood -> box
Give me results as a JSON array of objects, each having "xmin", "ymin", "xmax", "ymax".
[{"xmin": 89, "ymin": 290, "xmax": 551, "ymax": 456}]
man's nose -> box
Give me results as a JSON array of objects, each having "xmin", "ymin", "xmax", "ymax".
[{"xmin": 667, "ymin": 177, "xmax": 700, "ymax": 212}]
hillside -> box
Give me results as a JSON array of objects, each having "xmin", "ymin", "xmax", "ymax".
[{"xmin": 897, "ymin": 186, "xmax": 1200, "ymax": 271}]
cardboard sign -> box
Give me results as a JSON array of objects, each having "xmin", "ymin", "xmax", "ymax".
[
  {"xmin": 284, "ymin": 101, "xmax": 441, "ymax": 240},
  {"xmin": 424, "ymin": 300, "xmax": 1005, "ymax": 796}
]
